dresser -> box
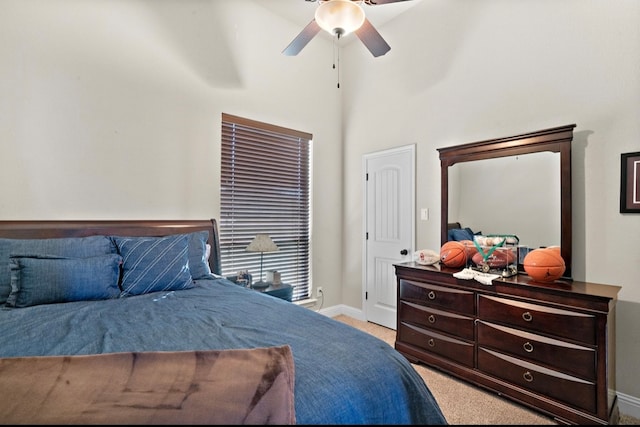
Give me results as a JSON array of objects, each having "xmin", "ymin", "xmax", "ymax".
[{"xmin": 394, "ymin": 262, "xmax": 621, "ymax": 425}]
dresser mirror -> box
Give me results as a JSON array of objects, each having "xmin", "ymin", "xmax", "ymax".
[{"xmin": 438, "ymin": 124, "xmax": 575, "ymax": 279}]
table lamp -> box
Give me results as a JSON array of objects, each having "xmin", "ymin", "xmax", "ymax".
[{"xmin": 245, "ymin": 234, "xmax": 279, "ymax": 288}]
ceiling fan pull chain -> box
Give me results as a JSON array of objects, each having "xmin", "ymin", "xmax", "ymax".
[
  {"xmin": 334, "ymin": 34, "xmax": 340, "ymax": 89},
  {"xmin": 332, "ymin": 36, "xmax": 336, "ymax": 71}
]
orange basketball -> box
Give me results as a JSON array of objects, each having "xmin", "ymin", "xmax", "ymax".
[
  {"xmin": 459, "ymin": 240, "xmax": 478, "ymax": 259},
  {"xmin": 545, "ymin": 246, "xmax": 563, "ymax": 261},
  {"xmin": 440, "ymin": 241, "xmax": 467, "ymax": 268},
  {"xmin": 523, "ymin": 248, "xmax": 566, "ymax": 282}
]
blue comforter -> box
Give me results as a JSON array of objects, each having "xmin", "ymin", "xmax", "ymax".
[{"xmin": 0, "ymin": 277, "xmax": 447, "ymax": 425}]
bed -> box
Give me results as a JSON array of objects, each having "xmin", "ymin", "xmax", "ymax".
[{"xmin": 0, "ymin": 219, "xmax": 447, "ymax": 425}]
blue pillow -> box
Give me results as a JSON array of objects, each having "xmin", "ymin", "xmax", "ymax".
[
  {"xmin": 0, "ymin": 236, "xmax": 116, "ymax": 305},
  {"xmin": 113, "ymin": 234, "xmax": 194, "ymax": 297},
  {"xmin": 448, "ymin": 228, "xmax": 475, "ymax": 242},
  {"xmin": 187, "ymin": 230, "xmax": 213, "ymax": 280},
  {"xmin": 5, "ymin": 254, "xmax": 122, "ymax": 308}
]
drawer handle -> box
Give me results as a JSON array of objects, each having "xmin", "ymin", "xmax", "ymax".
[
  {"xmin": 428, "ymin": 338, "xmax": 435, "ymax": 347},
  {"xmin": 523, "ymin": 371, "xmax": 534, "ymax": 382},
  {"xmin": 523, "ymin": 341, "xmax": 534, "ymax": 353},
  {"xmin": 427, "ymin": 291, "xmax": 436, "ymax": 300},
  {"xmin": 522, "ymin": 311, "xmax": 533, "ymax": 322},
  {"xmin": 428, "ymin": 314, "xmax": 436, "ymax": 324}
]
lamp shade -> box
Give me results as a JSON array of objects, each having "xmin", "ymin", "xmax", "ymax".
[
  {"xmin": 246, "ymin": 234, "xmax": 279, "ymax": 253},
  {"xmin": 246, "ymin": 234, "xmax": 279, "ymax": 288},
  {"xmin": 315, "ymin": 0, "xmax": 365, "ymax": 37}
]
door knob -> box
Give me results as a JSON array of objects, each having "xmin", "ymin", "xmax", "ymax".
[{"xmin": 400, "ymin": 249, "xmax": 408, "ymax": 255}]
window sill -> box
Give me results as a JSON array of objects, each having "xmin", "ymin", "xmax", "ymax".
[{"xmin": 294, "ymin": 298, "xmax": 317, "ymax": 309}]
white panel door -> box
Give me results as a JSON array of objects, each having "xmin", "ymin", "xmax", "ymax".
[{"xmin": 363, "ymin": 145, "xmax": 415, "ymax": 329}]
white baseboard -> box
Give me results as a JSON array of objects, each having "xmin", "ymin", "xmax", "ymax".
[
  {"xmin": 317, "ymin": 303, "xmax": 364, "ymax": 320},
  {"xmin": 320, "ymin": 303, "xmax": 640, "ymax": 421},
  {"xmin": 618, "ymin": 391, "xmax": 640, "ymax": 420}
]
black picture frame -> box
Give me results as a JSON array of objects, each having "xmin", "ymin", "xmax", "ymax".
[{"xmin": 620, "ymin": 151, "xmax": 640, "ymax": 213}]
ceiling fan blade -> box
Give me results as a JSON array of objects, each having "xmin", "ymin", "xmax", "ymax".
[
  {"xmin": 354, "ymin": 18, "xmax": 391, "ymax": 57},
  {"xmin": 364, "ymin": 0, "xmax": 412, "ymax": 5},
  {"xmin": 282, "ymin": 20, "xmax": 322, "ymax": 56}
]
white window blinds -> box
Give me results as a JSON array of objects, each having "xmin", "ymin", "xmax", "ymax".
[{"xmin": 220, "ymin": 113, "xmax": 312, "ymax": 301}]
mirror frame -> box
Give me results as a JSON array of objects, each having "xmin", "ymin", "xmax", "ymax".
[{"xmin": 438, "ymin": 124, "xmax": 575, "ymax": 280}]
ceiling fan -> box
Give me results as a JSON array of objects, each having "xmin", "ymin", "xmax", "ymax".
[{"xmin": 282, "ymin": 0, "xmax": 412, "ymax": 58}]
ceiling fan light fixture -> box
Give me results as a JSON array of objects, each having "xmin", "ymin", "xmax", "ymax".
[{"xmin": 315, "ymin": 0, "xmax": 365, "ymax": 37}]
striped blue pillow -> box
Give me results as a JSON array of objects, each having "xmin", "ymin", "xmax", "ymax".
[{"xmin": 113, "ymin": 234, "xmax": 194, "ymax": 297}]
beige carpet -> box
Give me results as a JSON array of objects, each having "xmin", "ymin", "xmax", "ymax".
[{"xmin": 334, "ymin": 314, "xmax": 639, "ymax": 425}]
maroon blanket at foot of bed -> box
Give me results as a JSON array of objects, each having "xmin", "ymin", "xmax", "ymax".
[{"xmin": 0, "ymin": 346, "xmax": 296, "ymax": 425}]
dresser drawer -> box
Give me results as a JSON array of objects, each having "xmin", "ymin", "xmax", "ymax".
[
  {"xmin": 478, "ymin": 348, "xmax": 596, "ymax": 413},
  {"xmin": 398, "ymin": 322, "xmax": 474, "ymax": 367},
  {"xmin": 477, "ymin": 321, "xmax": 596, "ymax": 380},
  {"xmin": 400, "ymin": 300, "xmax": 475, "ymax": 340},
  {"xmin": 478, "ymin": 295, "xmax": 597, "ymax": 345},
  {"xmin": 399, "ymin": 279, "xmax": 474, "ymax": 315}
]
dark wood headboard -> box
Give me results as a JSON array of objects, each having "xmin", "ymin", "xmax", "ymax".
[{"xmin": 0, "ymin": 219, "xmax": 222, "ymax": 276}]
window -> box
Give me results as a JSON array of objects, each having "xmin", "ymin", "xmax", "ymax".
[{"xmin": 220, "ymin": 113, "xmax": 312, "ymax": 301}]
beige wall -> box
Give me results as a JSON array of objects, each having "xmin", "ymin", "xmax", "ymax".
[
  {"xmin": 1, "ymin": 0, "xmax": 639, "ymax": 416},
  {"xmin": 0, "ymin": 0, "xmax": 346, "ymax": 305},
  {"xmin": 340, "ymin": 0, "xmax": 640, "ymax": 411}
]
